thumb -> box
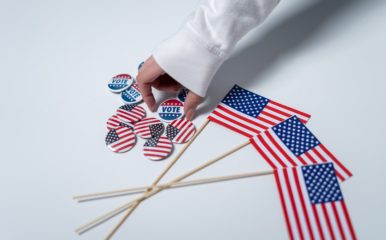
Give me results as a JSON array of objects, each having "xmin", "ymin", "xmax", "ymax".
[{"xmin": 184, "ymin": 91, "xmax": 203, "ymax": 120}]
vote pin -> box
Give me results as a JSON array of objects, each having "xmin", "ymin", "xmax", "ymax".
[
  {"xmin": 138, "ymin": 61, "xmax": 144, "ymax": 70},
  {"xmin": 121, "ymin": 83, "xmax": 143, "ymax": 104},
  {"xmin": 142, "ymin": 135, "xmax": 173, "ymax": 161},
  {"xmin": 157, "ymin": 98, "xmax": 184, "ymax": 123},
  {"xmin": 134, "ymin": 117, "xmax": 164, "ymax": 139},
  {"xmin": 177, "ymin": 88, "xmax": 189, "ymax": 102},
  {"xmin": 166, "ymin": 118, "xmax": 196, "ymax": 144},
  {"xmin": 108, "ymin": 74, "xmax": 133, "ymax": 93},
  {"xmin": 116, "ymin": 104, "xmax": 146, "ymax": 123},
  {"xmin": 105, "ymin": 125, "xmax": 136, "ymax": 153}
]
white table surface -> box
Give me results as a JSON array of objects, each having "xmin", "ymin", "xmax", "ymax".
[{"xmin": 1, "ymin": 0, "xmax": 385, "ymax": 239}]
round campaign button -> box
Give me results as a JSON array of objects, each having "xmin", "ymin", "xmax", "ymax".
[
  {"xmin": 105, "ymin": 125, "xmax": 136, "ymax": 153},
  {"xmin": 106, "ymin": 115, "xmax": 133, "ymax": 130},
  {"xmin": 157, "ymin": 98, "xmax": 184, "ymax": 123},
  {"xmin": 177, "ymin": 88, "xmax": 189, "ymax": 102},
  {"xmin": 142, "ymin": 135, "xmax": 173, "ymax": 161},
  {"xmin": 108, "ymin": 74, "xmax": 133, "ymax": 93},
  {"xmin": 116, "ymin": 104, "xmax": 146, "ymax": 123},
  {"xmin": 138, "ymin": 61, "xmax": 144, "ymax": 70},
  {"xmin": 166, "ymin": 119, "xmax": 196, "ymax": 144},
  {"xmin": 121, "ymin": 83, "xmax": 143, "ymax": 104},
  {"xmin": 134, "ymin": 117, "xmax": 164, "ymax": 139}
]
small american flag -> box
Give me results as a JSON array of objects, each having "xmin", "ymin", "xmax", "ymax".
[
  {"xmin": 105, "ymin": 125, "xmax": 136, "ymax": 153},
  {"xmin": 143, "ymin": 136, "xmax": 173, "ymax": 161},
  {"xmin": 106, "ymin": 115, "xmax": 132, "ymax": 130},
  {"xmin": 208, "ymin": 85, "xmax": 311, "ymax": 137},
  {"xmin": 166, "ymin": 118, "xmax": 196, "ymax": 144},
  {"xmin": 116, "ymin": 104, "xmax": 146, "ymax": 123},
  {"xmin": 275, "ymin": 163, "xmax": 356, "ymax": 240},
  {"xmin": 134, "ymin": 117, "xmax": 164, "ymax": 139},
  {"xmin": 250, "ymin": 116, "xmax": 352, "ymax": 182}
]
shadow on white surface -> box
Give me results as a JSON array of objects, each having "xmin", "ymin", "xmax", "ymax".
[{"xmin": 198, "ymin": 0, "xmax": 360, "ymax": 116}]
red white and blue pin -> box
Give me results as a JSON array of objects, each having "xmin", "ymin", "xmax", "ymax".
[
  {"xmin": 105, "ymin": 125, "xmax": 136, "ymax": 153},
  {"xmin": 108, "ymin": 74, "xmax": 133, "ymax": 93},
  {"xmin": 177, "ymin": 88, "xmax": 189, "ymax": 102},
  {"xmin": 116, "ymin": 104, "xmax": 146, "ymax": 123},
  {"xmin": 142, "ymin": 135, "xmax": 173, "ymax": 161},
  {"xmin": 121, "ymin": 83, "xmax": 143, "ymax": 104},
  {"xmin": 106, "ymin": 115, "xmax": 133, "ymax": 130},
  {"xmin": 166, "ymin": 118, "xmax": 196, "ymax": 144},
  {"xmin": 157, "ymin": 98, "xmax": 184, "ymax": 123},
  {"xmin": 134, "ymin": 117, "xmax": 164, "ymax": 139}
]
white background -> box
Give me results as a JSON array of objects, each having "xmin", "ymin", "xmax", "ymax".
[{"xmin": 1, "ymin": 0, "xmax": 385, "ymax": 239}]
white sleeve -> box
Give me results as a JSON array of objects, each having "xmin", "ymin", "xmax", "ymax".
[{"xmin": 152, "ymin": 0, "xmax": 280, "ymax": 97}]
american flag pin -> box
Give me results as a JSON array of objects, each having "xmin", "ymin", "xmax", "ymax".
[
  {"xmin": 177, "ymin": 88, "xmax": 189, "ymax": 102},
  {"xmin": 134, "ymin": 117, "xmax": 164, "ymax": 139},
  {"xmin": 138, "ymin": 61, "xmax": 144, "ymax": 70},
  {"xmin": 105, "ymin": 125, "xmax": 136, "ymax": 153},
  {"xmin": 108, "ymin": 74, "xmax": 133, "ymax": 93},
  {"xmin": 121, "ymin": 83, "xmax": 143, "ymax": 104},
  {"xmin": 106, "ymin": 115, "xmax": 133, "ymax": 130},
  {"xmin": 166, "ymin": 118, "xmax": 196, "ymax": 144},
  {"xmin": 116, "ymin": 104, "xmax": 146, "ymax": 123},
  {"xmin": 143, "ymin": 135, "xmax": 173, "ymax": 161},
  {"xmin": 157, "ymin": 98, "xmax": 184, "ymax": 123}
]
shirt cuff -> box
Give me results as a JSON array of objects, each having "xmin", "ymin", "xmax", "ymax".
[{"xmin": 152, "ymin": 27, "xmax": 226, "ymax": 97}]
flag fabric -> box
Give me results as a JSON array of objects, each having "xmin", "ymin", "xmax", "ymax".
[
  {"xmin": 250, "ymin": 116, "xmax": 352, "ymax": 182},
  {"xmin": 166, "ymin": 118, "xmax": 196, "ymax": 144},
  {"xmin": 105, "ymin": 125, "xmax": 136, "ymax": 153},
  {"xmin": 134, "ymin": 117, "xmax": 164, "ymax": 139},
  {"xmin": 274, "ymin": 163, "xmax": 356, "ymax": 240},
  {"xmin": 116, "ymin": 104, "xmax": 146, "ymax": 123},
  {"xmin": 208, "ymin": 85, "xmax": 311, "ymax": 137},
  {"xmin": 143, "ymin": 136, "xmax": 173, "ymax": 160}
]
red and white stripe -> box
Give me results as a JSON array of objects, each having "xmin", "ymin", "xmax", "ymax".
[
  {"xmin": 208, "ymin": 100, "xmax": 311, "ymax": 137},
  {"xmin": 134, "ymin": 117, "xmax": 162, "ymax": 138},
  {"xmin": 143, "ymin": 136, "xmax": 173, "ymax": 161},
  {"xmin": 107, "ymin": 126, "xmax": 136, "ymax": 153},
  {"xmin": 168, "ymin": 118, "xmax": 196, "ymax": 144},
  {"xmin": 116, "ymin": 105, "xmax": 145, "ymax": 123},
  {"xmin": 107, "ymin": 115, "xmax": 122, "ymax": 130},
  {"xmin": 274, "ymin": 166, "xmax": 356, "ymax": 240},
  {"xmin": 250, "ymin": 129, "xmax": 352, "ymax": 182}
]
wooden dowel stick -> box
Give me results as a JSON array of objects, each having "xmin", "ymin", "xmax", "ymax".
[
  {"xmin": 105, "ymin": 140, "xmax": 250, "ymax": 239},
  {"xmin": 74, "ymin": 171, "xmax": 273, "ymax": 202},
  {"xmin": 102, "ymin": 119, "xmax": 209, "ymax": 239},
  {"xmin": 76, "ymin": 139, "xmax": 252, "ymax": 236}
]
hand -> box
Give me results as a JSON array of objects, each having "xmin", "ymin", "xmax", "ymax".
[{"xmin": 136, "ymin": 56, "xmax": 203, "ymax": 120}]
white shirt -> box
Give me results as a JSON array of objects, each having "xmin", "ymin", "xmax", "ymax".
[{"xmin": 153, "ymin": 0, "xmax": 280, "ymax": 97}]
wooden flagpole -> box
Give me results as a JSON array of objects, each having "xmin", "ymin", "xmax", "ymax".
[
  {"xmin": 104, "ymin": 140, "xmax": 251, "ymax": 239},
  {"xmin": 74, "ymin": 171, "xmax": 273, "ymax": 202}
]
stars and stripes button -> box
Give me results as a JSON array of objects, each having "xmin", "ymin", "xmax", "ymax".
[
  {"xmin": 134, "ymin": 117, "xmax": 164, "ymax": 139},
  {"xmin": 108, "ymin": 74, "xmax": 133, "ymax": 93},
  {"xmin": 116, "ymin": 104, "xmax": 146, "ymax": 123},
  {"xmin": 166, "ymin": 118, "xmax": 196, "ymax": 144},
  {"xmin": 106, "ymin": 115, "xmax": 133, "ymax": 130},
  {"xmin": 157, "ymin": 98, "xmax": 184, "ymax": 122},
  {"xmin": 121, "ymin": 83, "xmax": 143, "ymax": 104},
  {"xmin": 105, "ymin": 125, "xmax": 136, "ymax": 153},
  {"xmin": 143, "ymin": 135, "xmax": 173, "ymax": 161},
  {"xmin": 138, "ymin": 61, "xmax": 144, "ymax": 70},
  {"xmin": 177, "ymin": 88, "xmax": 189, "ymax": 102}
]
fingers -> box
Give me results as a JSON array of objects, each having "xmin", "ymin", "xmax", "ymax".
[
  {"xmin": 153, "ymin": 75, "xmax": 182, "ymax": 92},
  {"xmin": 184, "ymin": 91, "xmax": 203, "ymax": 120},
  {"xmin": 136, "ymin": 57, "xmax": 165, "ymax": 112}
]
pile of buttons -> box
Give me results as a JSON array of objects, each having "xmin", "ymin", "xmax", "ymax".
[{"xmin": 105, "ymin": 63, "xmax": 195, "ymax": 161}]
